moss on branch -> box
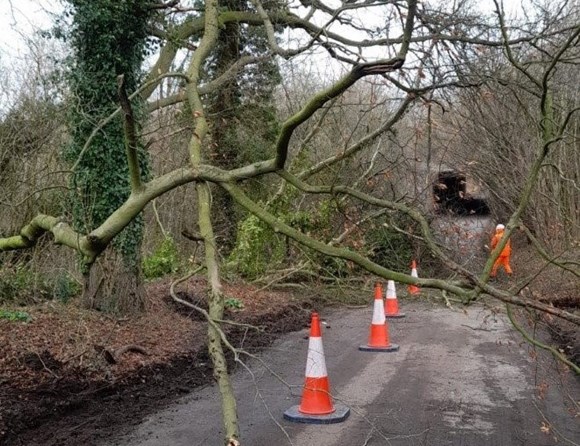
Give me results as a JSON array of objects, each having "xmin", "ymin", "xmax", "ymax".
[{"xmin": 0, "ymin": 214, "xmax": 93, "ymax": 259}]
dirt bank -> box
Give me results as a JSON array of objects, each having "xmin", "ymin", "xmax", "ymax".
[{"xmin": 0, "ymin": 278, "xmax": 313, "ymax": 446}]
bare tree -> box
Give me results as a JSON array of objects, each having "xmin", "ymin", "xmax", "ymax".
[{"xmin": 1, "ymin": 0, "xmax": 579, "ymax": 443}]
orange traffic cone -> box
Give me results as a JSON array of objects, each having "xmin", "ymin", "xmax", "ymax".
[
  {"xmin": 284, "ymin": 312, "xmax": 350, "ymax": 424},
  {"xmin": 408, "ymin": 260, "xmax": 420, "ymax": 295},
  {"xmin": 385, "ymin": 280, "xmax": 406, "ymax": 318},
  {"xmin": 374, "ymin": 280, "xmax": 384, "ymax": 300},
  {"xmin": 359, "ymin": 282, "xmax": 399, "ymax": 352}
]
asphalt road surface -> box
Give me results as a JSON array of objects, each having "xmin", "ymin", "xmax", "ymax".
[{"xmin": 109, "ymin": 300, "xmax": 579, "ymax": 446}]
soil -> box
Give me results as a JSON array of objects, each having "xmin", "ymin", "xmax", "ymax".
[{"xmin": 0, "ymin": 277, "xmax": 315, "ymax": 446}]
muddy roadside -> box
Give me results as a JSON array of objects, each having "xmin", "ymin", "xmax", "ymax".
[{"xmin": 0, "ymin": 278, "xmax": 315, "ymax": 446}]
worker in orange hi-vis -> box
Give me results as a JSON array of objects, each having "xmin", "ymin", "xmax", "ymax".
[{"xmin": 489, "ymin": 224, "xmax": 513, "ymax": 278}]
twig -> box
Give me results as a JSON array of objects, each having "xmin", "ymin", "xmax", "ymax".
[
  {"xmin": 238, "ymin": 359, "xmax": 295, "ymax": 446},
  {"xmin": 532, "ymin": 399, "xmax": 580, "ymax": 446},
  {"xmin": 69, "ymin": 419, "xmax": 91, "ymax": 432},
  {"xmin": 442, "ymin": 290, "xmax": 455, "ymax": 309},
  {"xmin": 169, "ymin": 268, "xmax": 244, "ymax": 361},
  {"xmin": 460, "ymin": 324, "xmax": 497, "ymax": 332},
  {"xmin": 35, "ymin": 352, "xmax": 61, "ymax": 380},
  {"xmin": 506, "ymin": 304, "xmax": 579, "ymax": 375},
  {"xmin": 152, "ymin": 199, "xmax": 168, "ymax": 238},
  {"xmin": 251, "ymin": 262, "xmax": 309, "ymax": 294}
]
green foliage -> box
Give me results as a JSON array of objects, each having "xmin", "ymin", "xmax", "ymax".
[
  {"xmin": 142, "ymin": 236, "xmax": 180, "ymax": 279},
  {"xmin": 227, "ymin": 214, "xmax": 286, "ymax": 279},
  {"xmin": 365, "ymin": 220, "xmax": 413, "ymax": 271},
  {"xmin": 0, "ymin": 266, "xmax": 49, "ymax": 303},
  {"xmin": 228, "ymin": 196, "xmax": 337, "ymax": 279},
  {"xmin": 286, "ymin": 211, "xmax": 316, "ymax": 232},
  {"xmin": 62, "ymin": 0, "xmax": 153, "ymax": 268},
  {"xmin": 224, "ymin": 297, "xmax": 244, "ymax": 310},
  {"xmin": 229, "ymin": 191, "xmax": 415, "ymax": 281},
  {"xmin": 0, "ymin": 309, "xmax": 31, "ymax": 322},
  {"xmin": 54, "ymin": 273, "xmax": 81, "ymax": 303},
  {"xmin": 0, "ymin": 266, "xmax": 80, "ymax": 305},
  {"xmin": 317, "ymin": 256, "xmax": 350, "ymax": 278},
  {"xmin": 220, "ymin": 104, "xmax": 280, "ymax": 168}
]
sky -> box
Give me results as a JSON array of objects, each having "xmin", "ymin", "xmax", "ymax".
[
  {"xmin": 0, "ymin": 0, "xmax": 525, "ymax": 60},
  {"xmin": 0, "ymin": 0, "xmax": 524, "ymax": 104},
  {"xmin": 0, "ymin": 0, "xmax": 63, "ymax": 62}
]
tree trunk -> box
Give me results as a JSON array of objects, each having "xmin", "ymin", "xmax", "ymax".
[
  {"xmin": 82, "ymin": 246, "xmax": 145, "ymax": 314},
  {"xmin": 209, "ymin": 0, "xmax": 242, "ymax": 257}
]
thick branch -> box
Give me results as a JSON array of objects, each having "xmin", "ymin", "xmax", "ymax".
[
  {"xmin": 141, "ymin": 17, "xmax": 199, "ymax": 99},
  {"xmin": 147, "ymin": 55, "xmax": 268, "ymax": 112},
  {"xmin": 184, "ymin": 0, "xmax": 240, "ymax": 443},
  {"xmin": 118, "ymin": 75, "xmax": 142, "ymax": 191},
  {"xmin": 0, "ymin": 157, "xmax": 280, "ymax": 260},
  {"xmin": 0, "ymin": 215, "xmax": 93, "ymax": 259},
  {"xmin": 221, "ymin": 181, "xmax": 469, "ymax": 297}
]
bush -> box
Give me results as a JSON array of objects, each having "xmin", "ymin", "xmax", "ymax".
[
  {"xmin": 225, "ymin": 298, "xmax": 244, "ymax": 310},
  {"xmin": 0, "ymin": 266, "xmax": 49, "ymax": 304},
  {"xmin": 53, "ymin": 273, "xmax": 81, "ymax": 303},
  {"xmin": 142, "ymin": 236, "xmax": 180, "ymax": 279},
  {"xmin": 316, "ymin": 255, "xmax": 351, "ymax": 278},
  {"xmin": 0, "ymin": 309, "xmax": 31, "ymax": 322},
  {"xmin": 227, "ymin": 196, "xmax": 337, "ymax": 279},
  {"xmin": 227, "ymin": 215, "xmax": 286, "ymax": 279},
  {"xmin": 0, "ymin": 266, "xmax": 80, "ymax": 305},
  {"xmin": 365, "ymin": 221, "xmax": 413, "ymax": 272}
]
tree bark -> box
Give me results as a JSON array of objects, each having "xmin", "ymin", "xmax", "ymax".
[
  {"xmin": 185, "ymin": 0, "xmax": 241, "ymax": 440},
  {"xmin": 198, "ymin": 181, "xmax": 240, "ymax": 444},
  {"xmin": 82, "ymin": 246, "xmax": 145, "ymax": 314}
]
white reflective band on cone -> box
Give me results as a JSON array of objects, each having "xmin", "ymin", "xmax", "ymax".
[
  {"xmin": 372, "ymin": 298, "xmax": 386, "ymax": 324},
  {"xmin": 386, "ymin": 280, "xmax": 397, "ymax": 299},
  {"xmin": 305, "ymin": 337, "xmax": 328, "ymax": 378}
]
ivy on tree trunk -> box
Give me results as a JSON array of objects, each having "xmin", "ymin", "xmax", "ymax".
[{"xmin": 63, "ymin": 0, "xmax": 154, "ymax": 313}]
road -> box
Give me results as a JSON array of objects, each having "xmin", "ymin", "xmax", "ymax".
[
  {"xmin": 109, "ymin": 300, "xmax": 579, "ymax": 446},
  {"xmin": 431, "ymin": 215, "xmax": 492, "ymax": 267}
]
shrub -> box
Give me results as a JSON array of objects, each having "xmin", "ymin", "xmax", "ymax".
[
  {"xmin": 53, "ymin": 272, "xmax": 81, "ymax": 303},
  {"xmin": 365, "ymin": 221, "xmax": 413, "ymax": 272},
  {"xmin": 0, "ymin": 266, "xmax": 81, "ymax": 305},
  {"xmin": 225, "ymin": 298, "xmax": 244, "ymax": 310},
  {"xmin": 227, "ymin": 215, "xmax": 286, "ymax": 279},
  {"xmin": 142, "ymin": 236, "xmax": 180, "ymax": 279},
  {"xmin": 0, "ymin": 266, "xmax": 50, "ymax": 304},
  {"xmin": 0, "ymin": 309, "xmax": 31, "ymax": 322}
]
